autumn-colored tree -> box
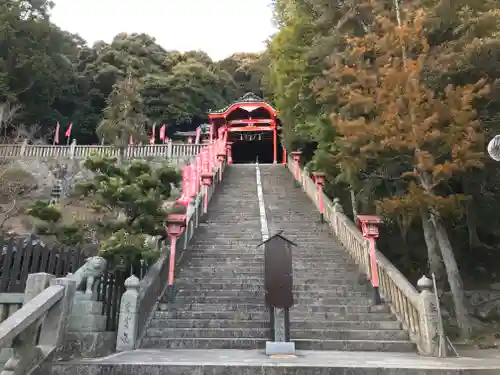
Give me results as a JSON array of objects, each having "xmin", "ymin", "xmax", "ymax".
[{"xmin": 329, "ymin": 10, "xmax": 489, "ymax": 338}]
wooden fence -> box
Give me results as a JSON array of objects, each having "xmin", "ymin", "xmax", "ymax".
[
  {"xmin": 0, "ymin": 234, "xmax": 151, "ymax": 331},
  {"xmin": 0, "ymin": 141, "xmax": 204, "ymax": 161},
  {"xmin": 0, "ymin": 236, "xmax": 88, "ymax": 293}
]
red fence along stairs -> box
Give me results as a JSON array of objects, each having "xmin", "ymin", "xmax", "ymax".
[{"xmin": 142, "ymin": 164, "xmax": 269, "ymax": 348}]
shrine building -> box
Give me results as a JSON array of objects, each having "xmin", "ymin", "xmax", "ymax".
[{"xmin": 207, "ymin": 93, "xmax": 284, "ymax": 164}]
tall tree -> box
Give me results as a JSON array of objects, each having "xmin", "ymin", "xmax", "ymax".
[
  {"xmin": 96, "ymin": 73, "xmax": 149, "ymax": 145},
  {"xmin": 329, "ymin": 9, "xmax": 489, "ymax": 337}
]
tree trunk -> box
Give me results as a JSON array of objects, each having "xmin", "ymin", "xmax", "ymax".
[
  {"xmin": 462, "ymin": 176, "xmax": 489, "ymax": 249},
  {"xmin": 430, "ymin": 211, "xmax": 472, "ymax": 338},
  {"xmin": 420, "ymin": 210, "xmax": 443, "ymax": 276},
  {"xmin": 349, "ymin": 188, "xmax": 358, "ymax": 218}
]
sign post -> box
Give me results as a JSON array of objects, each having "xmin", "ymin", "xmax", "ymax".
[{"xmin": 259, "ymin": 232, "xmax": 297, "ymax": 356}]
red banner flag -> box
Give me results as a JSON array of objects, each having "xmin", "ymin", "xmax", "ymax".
[
  {"xmin": 195, "ymin": 126, "xmax": 201, "ymax": 144},
  {"xmin": 54, "ymin": 122, "xmax": 60, "ymax": 144},
  {"xmin": 129, "ymin": 135, "xmax": 133, "ymax": 145},
  {"xmin": 150, "ymin": 123, "xmax": 156, "ymax": 144},
  {"xmin": 159, "ymin": 124, "xmax": 166, "ymax": 141},
  {"xmin": 65, "ymin": 123, "xmax": 73, "ymax": 137}
]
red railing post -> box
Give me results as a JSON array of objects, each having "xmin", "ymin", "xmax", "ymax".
[
  {"xmin": 291, "ymin": 151, "xmax": 302, "ymax": 185},
  {"xmin": 226, "ymin": 141, "xmax": 233, "ymax": 164},
  {"xmin": 356, "ymin": 215, "xmax": 382, "ymax": 305},
  {"xmin": 166, "ymin": 214, "xmax": 186, "ymax": 301},
  {"xmin": 312, "ymin": 171, "xmax": 326, "ymax": 223}
]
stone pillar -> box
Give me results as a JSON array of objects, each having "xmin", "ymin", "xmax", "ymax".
[
  {"xmin": 116, "ymin": 275, "xmax": 140, "ymax": 352},
  {"xmin": 166, "ymin": 140, "xmax": 173, "ymax": 159},
  {"xmin": 38, "ymin": 277, "xmax": 77, "ymax": 347},
  {"xmin": 332, "ymin": 198, "xmax": 343, "ymax": 232},
  {"xmin": 64, "ymin": 279, "xmax": 112, "ymax": 358},
  {"xmin": 417, "ymin": 275, "xmax": 441, "ymax": 356},
  {"xmin": 69, "ymin": 139, "xmax": 76, "ymax": 159},
  {"xmin": 20, "ymin": 140, "xmax": 28, "ymax": 157}
]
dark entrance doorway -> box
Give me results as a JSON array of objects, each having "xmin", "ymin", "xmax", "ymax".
[{"xmin": 232, "ymin": 139, "xmax": 283, "ymax": 164}]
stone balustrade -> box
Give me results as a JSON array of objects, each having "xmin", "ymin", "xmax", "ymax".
[
  {"xmin": 0, "ymin": 294, "xmax": 25, "ymax": 367},
  {"xmin": 0, "ymin": 273, "xmax": 76, "ymax": 375},
  {"xmin": 0, "ymin": 140, "xmax": 203, "ymax": 164},
  {"xmin": 288, "ymin": 158, "xmax": 444, "ymax": 357}
]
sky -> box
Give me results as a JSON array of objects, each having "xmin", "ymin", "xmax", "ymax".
[{"xmin": 51, "ymin": 0, "xmax": 278, "ymax": 61}]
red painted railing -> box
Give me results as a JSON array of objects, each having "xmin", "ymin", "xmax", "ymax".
[{"xmin": 164, "ymin": 138, "xmax": 227, "ymax": 301}]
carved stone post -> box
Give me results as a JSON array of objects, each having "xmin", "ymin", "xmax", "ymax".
[
  {"xmin": 417, "ymin": 275, "xmax": 441, "ymax": 356},
  {"xmin": 116, "ymin": 275, "xmax": 140, "ymax": 352}
]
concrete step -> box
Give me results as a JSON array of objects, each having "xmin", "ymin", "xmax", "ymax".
[{"xmin": 141, "ymin": 337, "xmax": 267, "ymax": 349}]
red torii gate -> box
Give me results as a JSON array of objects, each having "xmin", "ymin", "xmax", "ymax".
[{"xmin": 207, "ymin": 93, "xmax": 283, "ymax": 164}]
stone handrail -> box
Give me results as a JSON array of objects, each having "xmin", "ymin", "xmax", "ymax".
[
  {"xmin": 0, "ymin": 140, "xmax": 203, "ymax": 162},
  {"xmin": 115, "ymin": 154, "xmax": 226, "ymax": 351},
  {"xmin": 288, "ymin": 158, "xmax": 443, "ymax": 356},
  {"xmin": 0, "ymin": 273, "xmax": 76, "ymax": 375}
]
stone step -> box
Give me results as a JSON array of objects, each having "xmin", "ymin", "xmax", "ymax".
[
  {"xmin": 43, "ymin": 348, "xmax": 499, "ymax": 375},
  {"xmin": 290, "ymin": 329, "xmax": 409, "ymax": 341},
  {"xmin": 187, "ymin": 249, "xmax": 353, "ymax": 257},
  {"xmin": 160, "ymin": 303, "xmax": 267, "ymax": 312},
  {"xmin": 153, "ymin": 310, "xmax": 396, "ymax": 321},
  {"xmin": 146, "ymin": 326, "xmax": 407, "ymax": 342},
  {"xmin": 294, "ymin": 339, "xmax": 416, "ymax": 352},
  {"xmin": 176, "ymin": 289, "xmax": 370, "ymax": 298},
  {"xmin": 145, "ymin": 328, "xmax": 270, "ymax": 339},
  {"xmin": 176, "ymin": 278, "xmax": 369, "ymax": 286},
  {"xmin": 148, "ymin": 319, "xmax": 269, "ymax": 329},
  {"xmin": 170, "ymin": 296, "xmax": 375, "ymax": 306},
  {"xmin": 177, "ymin": 272, "xmax": 363, "ymax": 281},
  {"xmin": 183, "ymin": 263, "xmax": 359, "ymax": 272},
  {"xmin": 140, "ymin": 337, "xmax": 266, "ymax": 349},
  {"xmin": 175, "ymin": 281, "xmax": 369, "ymax": 290},
  {"xmin": 148, "ymin": 318, "xmax": 402, "ymax": 330}
]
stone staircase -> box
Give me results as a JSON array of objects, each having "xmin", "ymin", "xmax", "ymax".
[
  {"xmin": 259, "ymin": 164, "xmax": 415, "ymax": 352},
  {"xmin": 141, "ymin": 164, "xmax": 270, "ymax": 349},
  {"xmin": 30, "ymin": 164, "xmax": 500, "ymax": 374}
]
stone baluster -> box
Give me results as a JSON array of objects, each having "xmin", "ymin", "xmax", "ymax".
[
  {"xmin": 416, "ymin": 275, "xmax": 441, "ymax": 356},
  {"xmin": 116, "ymin": 275, "xmax": 140, "ymax": 352}
]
